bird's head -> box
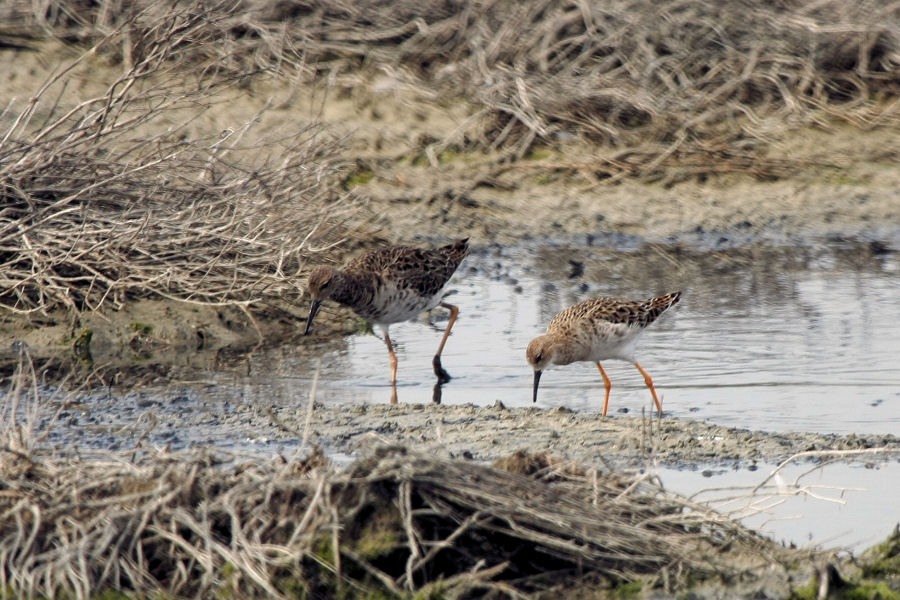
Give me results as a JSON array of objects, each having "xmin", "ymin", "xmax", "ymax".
[
  {"xmin": 304, "ymin": 265, "xmax": 340, "ymax": 335},
  {"xmin": 306, "ymin": 265, "xmax": 340, "ymax": 302},
  {"xmin": 525, "ymin": 335, "xmax": 556, "ymax": 372},
  {"xmin": 526, "ymin": 335, "xmax": 557, "ymax": 403}
]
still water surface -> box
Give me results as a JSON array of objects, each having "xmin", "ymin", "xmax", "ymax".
[
  {"xmin": 271, "ymin": 239, "xmax": 900, "ymax": 435},
  {"xmin": 660, "ymin": 460, "xmax": 900, "ymax": 552},
  {"xmin": 206, "ymin": 237, "xmax": 900, "ymax": 551}
]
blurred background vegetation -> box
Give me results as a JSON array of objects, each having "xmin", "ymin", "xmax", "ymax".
[{"xmin": 1, "ymin": 0, "xmax": 897, "ymax": 313}]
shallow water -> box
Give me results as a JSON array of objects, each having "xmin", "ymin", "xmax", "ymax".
[
  {"xmin": 281, "ymin": 239, "xmax": 900, "ymax": 435},
  {"xmin": 660, "ymin": 459, "xmax": 900, "ymax": 553}
]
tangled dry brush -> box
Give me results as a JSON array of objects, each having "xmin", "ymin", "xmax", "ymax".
[
  {"xmin": 0, "ymin": 2, "xmax": 362, "ymax": 315},
  {"xmin": 23, "ymin": 0, "xmax": 897, "ymax": 145},
  {"xmin": 0, "ymin": 364, "xmax": 809, "ymax": 600},
  {"xmin": 22, "ymin": 1, "xmax": 899, "ymax": 159},
  {"xmin": 1, "ymin": 0, "xmax": 899, "ymax": 313}
]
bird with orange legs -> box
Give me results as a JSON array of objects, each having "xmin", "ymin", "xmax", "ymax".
[
  {"xmin": 526, "ymin": 291, "xmax": 681, "ymax": 417},
  {"xmin": 305, "ymin": 239, "xmax": 469, "ymax": 400}
]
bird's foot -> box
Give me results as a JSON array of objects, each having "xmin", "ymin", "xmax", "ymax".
[
  {"xmin": 432, "ymin": 355, "xmax": 451, "ymax": 384},
  {"xmin": 432, "ymin": 381, "xmax": 443, "ymax": 404}
]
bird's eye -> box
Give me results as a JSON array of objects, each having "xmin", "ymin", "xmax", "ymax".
[
  {"xmin": 321, "ymin": 280, "xmax": 330, "ymax": 289},
  {"xmin": 536, "ymin": 352, "xmax": 543, "ymax": 362}
]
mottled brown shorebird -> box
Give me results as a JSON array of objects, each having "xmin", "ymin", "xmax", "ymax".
[
  {"xmin": 305, "ymin": 239, "xmax": 469, "ymax": 386},
  {"xmin": 526, "ymin": 291, "xmax": 681, "ymax": 417}
]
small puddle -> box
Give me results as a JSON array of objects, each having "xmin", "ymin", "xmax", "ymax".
[{"xmin": 659, "ymin": 459, "xmax": 900, "ymax": 553}]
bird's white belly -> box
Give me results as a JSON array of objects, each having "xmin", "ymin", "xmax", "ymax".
[
  {"xmin": 370, "ymin": 285, "xmax": 447, "ymax": 325},
  {"xmin": 586, "ymin": 324, "xmax": 643, "ymax": 363}
]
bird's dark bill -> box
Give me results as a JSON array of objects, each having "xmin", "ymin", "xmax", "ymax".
[
  {"xmin": 532, "ymin": 370, "xmax": 542, "ymax": 403},
  {"xmin": 304, "ymin": 300, "xmax": 322, "ymax": 335}
]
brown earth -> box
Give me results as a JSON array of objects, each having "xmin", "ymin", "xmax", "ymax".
[
  {"xmin": 259, "ymin": 401, "xmax": 900, "ymax": 471},
  {"xmin": 3, "ymin": 40, "xmax": 900, "ymax": 473}
]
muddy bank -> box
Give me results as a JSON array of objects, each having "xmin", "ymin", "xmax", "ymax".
[
  {"xmin": 356, "ymin": 125, "xmax": 900, "ymax": 247},
  {"xmin": 47, "ymin": 380, "xmax": 900, "ymax": 470},
  {"xmin": 273, "ymin": 403, "xmax": 900, "ymax": 469}
]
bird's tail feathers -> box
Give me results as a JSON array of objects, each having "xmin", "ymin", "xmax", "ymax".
[{"xmin": 640, "ymin": 291, "xmax": 682, "ymax": 323}]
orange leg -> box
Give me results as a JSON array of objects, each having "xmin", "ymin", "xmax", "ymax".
[
  {"xmin": 596, "ymin": 362, "xmax": 612, "ymax": 416},
  {"xmin": 383, "ymin": 329, "xmax": 398, "ymax": 385},
  {"xmin": 634, "ymin": 361, "xmax": 663, "ymax": 417},
  {"xmin": 432, "ymin": 302, "xmax": 458, "ymax": 383}
]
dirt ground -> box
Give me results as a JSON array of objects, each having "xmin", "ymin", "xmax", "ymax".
[
  {"xmin": 260, "ymin": 401, "xmax": 900, "ymax": 470},
  {"xmin": 3, "ymin": 41, "xmax": 900, "ymax": 472},
  {"xmin": 270, "ymin": 73, "xmax": 900, "ymax": 247}
]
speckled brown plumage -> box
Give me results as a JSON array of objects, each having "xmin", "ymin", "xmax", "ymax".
[
  {"xmin": 343, "ymin": 240, "xmax": 469, "ymax": 302},
  {"xmin": 527, "ymin": 291, "xmax": 681, "ymax": 417},
  {"xmin": 545, "ymin": 292, "xmax": 681, "ymax": 337},
  {"xmin": 305, "ymin": 239, "xmax": 469, "ymax": 389}
]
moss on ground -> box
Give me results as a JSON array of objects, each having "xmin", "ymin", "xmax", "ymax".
[{"xmin": 790, "ymin": 528, "xmax": 900, "ymax": 599}]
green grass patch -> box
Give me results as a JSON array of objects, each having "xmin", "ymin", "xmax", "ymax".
[
  {"xmin": 437, "ymin": 148, "xmax": 459, "ymax": 163},
  {"xmin": 859, "ymin": 525, "xmax": 900, "ymax": 581},
  {"xmin": 313, "ymin": 533, "xmax": 336, "ymax": 566},
  {"xmin": 524, "ymin": 147, "xmax": 552, "ymax": 160},
  {"xmin": 130, "ymin": 321, "xmax": 154, "ymax": 336},
  {"xmin": 72, "ymin": 328, "xmax": 93, "ymax": 364},
  {"xmin": 613, "ymin": 580, "xmax": 643, "ymax": 598},
  {"xmin": 843, "ymin": 582, "xmax": 900, "ymax": 600},
  {"xmin": 789, "ymin": 581, "xmax": 819, "ymax": 600},
  {"xmin": 354, "ymin": 511, "xmax": 401, "ymax": 560},
  {"xmin": 342, "ymin": 170, "xmax": 374, "ymax": 190},
  {"xmin": 791, "ymin": 581, "xmax": 900, "ymax": 600}
]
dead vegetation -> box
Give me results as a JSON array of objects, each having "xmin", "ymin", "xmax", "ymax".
[
  {"xmin": 1, "ymin": 0, "xmax": 898, "ymax": 316},
  {"xmin": 0, "ymin": 356, "xmax": 819, "ymax": 600},
  {"xmin": 0, "ymin": 448, "xmax": 801, "ymax": 599},
  {"xmin": 0, "ymin": 3, "xmax": 363, "ymax": 316},
  {"xmin": 6, "ymin": 0, "xmax": 899, "ymax": 181}
]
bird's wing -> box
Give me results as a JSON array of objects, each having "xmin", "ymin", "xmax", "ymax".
[
  {"xmin": 547, "ymin": 297, "xmax": 643, "ymax": 333},
  {"xmin": 548, "ymin": 293, "xmax": 681, "ymax": 333},
  {"xmin": 347, "ymin": 240, "xmax": 469, "ymax": 298}
]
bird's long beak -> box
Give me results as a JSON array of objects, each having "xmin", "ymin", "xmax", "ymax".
[
  {"xmin": 532, "ymin": 370, "xmax": 542, "ymax": 403},
  {"xmin": 304, "ymin": 299, "xmax": 322, "ymax": 335}
]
